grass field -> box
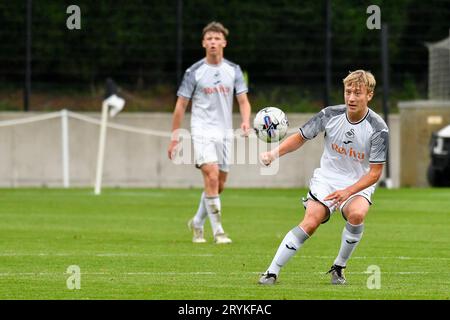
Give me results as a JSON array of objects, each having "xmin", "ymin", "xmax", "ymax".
[{"xmin": 0, "ymin": 188, "xmax": 449, "ymax": 300}]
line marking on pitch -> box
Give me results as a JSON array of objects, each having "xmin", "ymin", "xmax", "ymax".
[
  {"xmin": 0, "ymin": 271, "xmax": 447, "ymax": 277},
  {"xmin": 0, "ymin": 253, "xmax": 448, "ymax": 261}
]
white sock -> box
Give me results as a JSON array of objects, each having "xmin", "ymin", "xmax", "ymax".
[
  {"xmin": 267, "ymin": 226, "xmax": 309, "ymax": 276},
  {"xmin": 192, "ymin": 192, "xmax": 207, "ymax": 228},
  {"xmin": 204, "ymin": 195, "xmax": 225, "ymax": 236},
  {"xmin": 333, "ymin": 222, "xmax": 364, "ymax": 267}
]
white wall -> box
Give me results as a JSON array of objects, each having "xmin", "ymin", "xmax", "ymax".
[{"xmin": 0, "ymin": 112, "xmax": 399, "ymax": 188}]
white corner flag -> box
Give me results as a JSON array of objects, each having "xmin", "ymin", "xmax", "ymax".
[
  {"xmin": 106, "ymin": 94, "xmax": 125, "ymax": 118},
  {"xmin": 94, "ymin": 78, "xmax": 126, "ymax": 195}
]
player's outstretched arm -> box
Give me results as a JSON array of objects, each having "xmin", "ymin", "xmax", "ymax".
[
  {"xmin": 168, "ymin": 96, "xmax": 190, "ymax": 160},
  {"xmin": 260, "ymin": 132, "xmax": 306, "ymax": 166}
]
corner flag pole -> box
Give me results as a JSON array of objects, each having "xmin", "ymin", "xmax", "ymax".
[
  {"xmin": 94, "ymin": 100, "xmax": 109, "ymax": 195},
  {"xmin": 94, "ymin": 78, "xmax": 125, "ymax": 195}
]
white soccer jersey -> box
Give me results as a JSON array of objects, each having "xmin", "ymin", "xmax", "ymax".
[
  {"xmin": 299, "ymin": 105, "xmax": 389, "ymax": 190},
  {"xmin": 177, "ymin": 58, "xmax": 248, "ymax": 134}
]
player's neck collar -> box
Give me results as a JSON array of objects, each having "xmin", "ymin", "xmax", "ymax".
[
  {"xmin": 346, "ymin": 108, "xmax": 369, "ymax": 125},
  {"xmin": 205, "ymin": 56, "xmax": 223, "ymax": 66}
]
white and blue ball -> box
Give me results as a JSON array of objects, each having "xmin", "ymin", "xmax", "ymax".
[{"xmin": 253, "ymin": 107, "xmax": 289, "ymax": 143}]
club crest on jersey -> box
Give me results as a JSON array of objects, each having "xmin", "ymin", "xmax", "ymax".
[{"xmin": 345, "ymin": 129, "xmax": 355, "ymax": 139}]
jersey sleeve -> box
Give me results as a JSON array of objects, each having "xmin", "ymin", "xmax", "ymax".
[
  {"xmin": 234, "ymin": 65, "xmax": 248, "ymax": 95},
  {"xmin": 369, "ymin": 129, "xmax": 389, "ymax": 163},
  {"xmin": 177, "ymin": 68, "xmax": 196, "ymax": 99},
  {"xmin": 299, "ymin": 109, "xmax": 326, "ymax": 140}
]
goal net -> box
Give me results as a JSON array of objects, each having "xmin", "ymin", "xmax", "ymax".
[{"xmin": 427, "ymin": 31, "xmax": 450, "ymax": 100}]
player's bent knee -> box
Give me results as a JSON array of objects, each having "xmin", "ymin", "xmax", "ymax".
[
  {"xmin": 346, "ymin": 211, "xmax": 366, "ymax": 224},
  {"xmin": 206, "ymin": 176, "xmax": 219, "ymax": 188},
  {"xmin": 343, "ymin": 197, "xmax": 369, "ymax": 224},
  {"xmin": 205, "ymin": 170, "xmax": 219, "ymax": 182}
]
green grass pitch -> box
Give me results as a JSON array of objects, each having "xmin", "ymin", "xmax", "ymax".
[{"xmin": 0, "ymin": 188, "xmax": 448, "ymax": 300}]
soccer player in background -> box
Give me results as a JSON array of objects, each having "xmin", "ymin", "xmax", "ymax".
[
  {"xmin": 258, "ymin": 70, "xmax": 389, "ymax": 284},
  {"xmin": 167, "ymin": 22, "xmax": 252, "ymax": 244}
]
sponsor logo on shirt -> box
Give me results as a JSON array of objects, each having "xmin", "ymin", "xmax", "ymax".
[
  {"xmin": 331, "ymin": 143, "xmax": 365, "ymax": 161},
  {"xmin": 203, "ymin": 85, "xmax": 231, "ymax": 95}
]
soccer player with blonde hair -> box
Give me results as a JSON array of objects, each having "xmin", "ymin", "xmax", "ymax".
[{"xmin": 259, "ymin": 70, "xmax": 389, "ymax": 285}]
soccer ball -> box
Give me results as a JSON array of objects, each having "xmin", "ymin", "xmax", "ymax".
[{"xmin": 253, "ymin": 107, "xmax": 289, "ymax": 142}]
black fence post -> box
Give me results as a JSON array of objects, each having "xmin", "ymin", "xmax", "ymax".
[
  {"xmin": 24, "ymin": 0, "xmax": 32, "ymax": 112},
  {"xmin": 324, "ymin": 0, "xmax": 332, "ymax": 107},
  {"xmin": 176, "ymin": 0, "xmax": 183, "ymax": 87},
  {"xmin": 381, "ymin": 23, "xmax": 391, "ymax": 186}
]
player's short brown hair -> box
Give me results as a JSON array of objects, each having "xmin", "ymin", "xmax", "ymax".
[
  {"xmin": 202, "ymin": 21, "xmax": 229, "ymax": 39},
  {"xmin": 343, "ymin": 70, "xmax": 376, "ymax": 93}
]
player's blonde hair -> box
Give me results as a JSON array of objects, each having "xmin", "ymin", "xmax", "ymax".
[
  {"xmin": 202, "ymin": 21, "xmax": 229, "ymax": 39},
  {"xmin": 343, "ymin": 70, "xmax": 376, "ymax": 93}
]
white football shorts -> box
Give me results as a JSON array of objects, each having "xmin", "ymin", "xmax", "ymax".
[
  {"xmin": 304, "ymin": 172, "xmax": 374, "ymax": 223},
  {"xmin": 192, "ymin": 133, "xmax": 232, "ymax": 172}
]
